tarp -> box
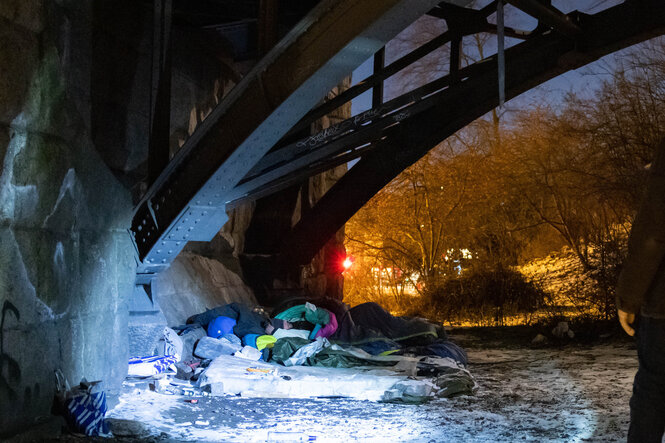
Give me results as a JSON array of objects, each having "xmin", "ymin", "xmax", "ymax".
[
  {"xmin": 310, "ymin": 347, "xmax": 397, "ymax": 369},
  {"xmin": 357, "ymin": 339, "xmax": 401, "ymax": 356},
  {"xmin": 271, "ymin": 301, "xmax": 466, "ymax": 367},
  {"xmin": 271, "ymin": 297, "xmax": 349, "ymax": 323},
  {"xmin": 272, "ymin": 337, "xmax": 310, "ymax": 365},
  {"xmin": 331, "ymin": 302, "xmax": 444, "ymax": 345},
  {"xmin": 283, "ymin": 337, "xmax": 329, "ymax": 367}
]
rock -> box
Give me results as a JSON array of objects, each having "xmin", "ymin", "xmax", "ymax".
[
  {"xmin": 179, "ymin": 325, "xmax": 207, "ymax": 362},
  {"xmin": 129, "ymin": 286, "xmax": 167, "ymax": 358},
  {"xmin": 174, "ymin": 362, "xmax": 193, "ymax": 380},
  {"xmin": 194, "ymin": 336, "xmax": 241, "ymax": 359},
  {"xmin": 567, "ymin": 329, "xmax": 575, "ymax": 339},
  {"xmin": 551, "ymin": 321, "xmax": 570, "ymax": 339},
  {"xmin": 106, "ymin": 418, "xmax": 152, "ymax": 439},
  {"xmin": 532, "ymin": 334, "xmax": 548, "ymax": 344},
  {"xmin": 152, "ymin": 253, "xmax": 257, "ymax": 326}
]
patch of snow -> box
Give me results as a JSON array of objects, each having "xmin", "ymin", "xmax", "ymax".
[{"xmin": 108, "ymin": 342, "xmax": 638, "ymax": 442}]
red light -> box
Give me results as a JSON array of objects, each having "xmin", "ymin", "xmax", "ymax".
[{"xmin": 342, "ymin": 257, "xmax": 353, "ymax": 270}]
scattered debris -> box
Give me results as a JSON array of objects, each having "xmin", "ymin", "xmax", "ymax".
[
  {"xmin": 194, "ymin": 336, "xmax": 241, "ymax": 359},
  {"xmin": 107, "ymin": 342, "xmax": 638, "ymax": 442}
]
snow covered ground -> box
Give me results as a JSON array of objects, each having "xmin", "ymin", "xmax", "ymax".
[{"xmin": 104, "ymin": 337, "xmax": 640, "ymax": 442}]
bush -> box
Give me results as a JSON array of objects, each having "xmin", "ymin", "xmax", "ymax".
[
  {"xmin": 428, "ymin": 267, "xmax": 551, "ymax": 326},
  {"xmin": 532, "ymin": 312, "xmax": 623, "ymax": 343}
]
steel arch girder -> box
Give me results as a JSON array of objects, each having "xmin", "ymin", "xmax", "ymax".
[
  {"xmin": 131, "ymin": 0, "xmax": 456, "ymax": 278},
  {"xmin": 280, "ymin": 0, "xmax": 665, "ymax": 267}
]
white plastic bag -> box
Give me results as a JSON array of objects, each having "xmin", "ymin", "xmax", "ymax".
[{"xmin": 233, "ymin": 345, "xmax": 262, "ymax": 361}]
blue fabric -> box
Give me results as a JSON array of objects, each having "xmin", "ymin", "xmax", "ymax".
[
  {"xmin": 424, "ymin": 341, "xmax": 468, "ymax": 367},
  {"xmin": 128, "ymin": 355, "xmax": 178, "ymax": 374},
  {"xmin": 309, "ymin": 324, "xmax": 322, "ymax": 340},
  {"xmin": 357, "ymin": 339, "xmax": 401, "ymax": 355},
  {"xmin": 208, "ymin": 316, "xmax": 237, "ymax": 338},
  {"xmin": 190, "ymin": 303, "xmax": 267, "ymax": 336},
  {"xmin": 222, "ymin": 333, "xmax": 242, "ymax": 346},
  {"xmin": 394, "ymin": 340, "xmax": 468, "ymax": 367},
  {"xmin": 242, "ymin": 333, "xmax": 260, "ymax": 348},
  {"xmin": 64, "ymin": 387, "xmax": 109, "ymax": 436},
  {"xmin": 628, "ymin": 316, "xmax": 665, "ymax": 443}
]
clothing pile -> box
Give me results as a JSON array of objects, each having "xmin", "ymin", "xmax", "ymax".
[{"xmin": 130, "ymin": 300, "xmax": 475, "ymax": 403}]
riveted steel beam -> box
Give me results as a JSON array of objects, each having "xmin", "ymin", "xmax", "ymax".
[
  {"xmin": 283, "ymin": 30, "xmax": 453, "ymax": 139},
  {"xmin": 131, "ymin": 0, "xmax": 457, "ymax": 277},
  {"xmin": 227, "ymin": 58, "xmax": 496, "ymax": 204},
  {"xmin": 280, "ymin": 0, "xmax": 665, "ymax": 266},
  {"xmin": 506, "ymin": 0, "xmax": 580, "ymax": 37}
]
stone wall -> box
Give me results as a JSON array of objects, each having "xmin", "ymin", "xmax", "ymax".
[
  {"xmin": 0, "ymin": 0, "xmax": 137, "ymax": 435},
  {"xmin": 0, "ymin": 0, "xmax": 351, "ymax": 434}
]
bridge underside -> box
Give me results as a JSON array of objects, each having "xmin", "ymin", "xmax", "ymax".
[{"xmin": 131, "ymin": 0, "xmax": 665, "ymax": 286}]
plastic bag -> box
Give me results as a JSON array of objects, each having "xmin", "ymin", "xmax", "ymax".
[
  {"xmin": 54, "ymin": 370, "xmax": 111, "ymax": 436},
  {"xmin": 154, "ymin": 326, "xmax": 184, "ymax": 360},
  {"xmin": 128, "ymin": 355, "xmax": 178, "ymax": 376}
]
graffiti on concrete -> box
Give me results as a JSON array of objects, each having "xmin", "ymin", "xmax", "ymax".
[{"xmin": 0, "ymin": 300, "xmax": 21, "ymax": 402}]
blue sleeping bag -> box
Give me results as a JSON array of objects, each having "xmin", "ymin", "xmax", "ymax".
[{"xmin": 424, "ymin": 341, "xmax": 468, "ymax": 367}]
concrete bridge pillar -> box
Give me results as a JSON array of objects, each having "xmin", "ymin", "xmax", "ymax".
[{"xmin": 0, "ymin": 0, "xmax": 138, "ymax": 434}]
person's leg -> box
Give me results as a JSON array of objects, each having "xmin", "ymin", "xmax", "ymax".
[{"xmin": 628, "ymin": 316, "xmax": 665, "ymax": 443}]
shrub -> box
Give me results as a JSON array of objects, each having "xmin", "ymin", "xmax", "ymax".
[{"xmin": 428, "ymin": 267, "xmax": 551, "ymax": 326}]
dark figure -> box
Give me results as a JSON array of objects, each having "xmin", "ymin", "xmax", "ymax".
[{"xmin": 616, "ymin": 138, "xmax": 665, "ymax": 443}]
